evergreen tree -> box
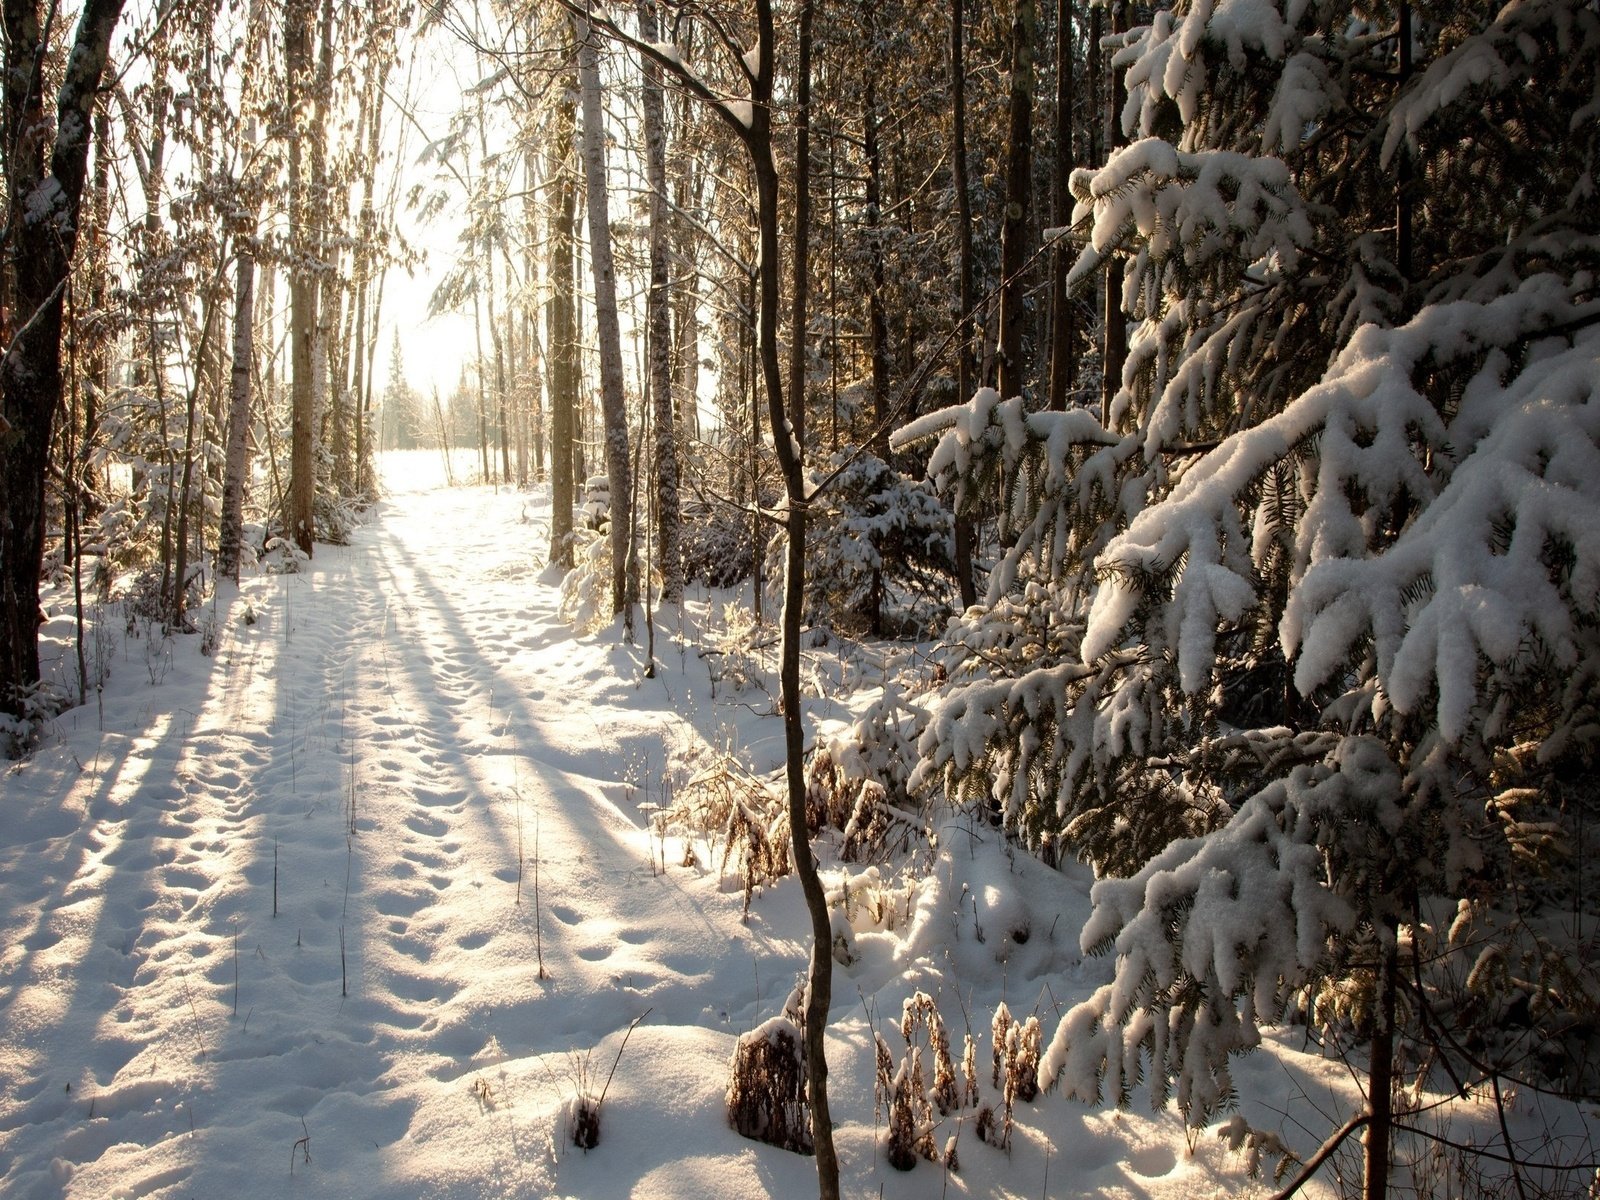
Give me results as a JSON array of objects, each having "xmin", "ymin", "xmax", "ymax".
[{"xmin": 898, "ymin": 0, "xmax": 1600, "ymax": 1176}]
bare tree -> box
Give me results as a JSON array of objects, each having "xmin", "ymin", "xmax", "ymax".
[
  {"xmin": 565, "ymin": 2, "xmax": 840, "ymax": 1192},
  {"xmin": 547, "ymin": 59, "xmax": 580, "ymax": 569},
  {"xmin": 284, "ymin": 0, "xmax": 318, "ymax": 555}
]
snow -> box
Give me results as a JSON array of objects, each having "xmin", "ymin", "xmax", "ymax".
[
  {"xmin": 5, "ymin": 453, "xmax": 1571, "ymax": 1198},
  {"xmin": 717, "ymin": 98, "xmax": 753, "ymax": 131},
  {"xmin": 645, "ymin": 40, "xmax": 684, "ymax": 72}
]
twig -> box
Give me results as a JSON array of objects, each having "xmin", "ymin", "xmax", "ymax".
[
  {"xmin": 290, "ymin": 1116, "xmax": 312, "ymax": 1174},
  {"xmin": 597, "ymin": 1008, "xmax": 653, "ymax": 1108},
  {"xmin": 1268, "ymin": 1112, "xmax": 1368, "ymax": 1200}
]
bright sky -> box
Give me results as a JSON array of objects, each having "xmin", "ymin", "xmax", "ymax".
[{"xmin": 373, "ymin": 26, "xmax": 478, "ymax": 401}]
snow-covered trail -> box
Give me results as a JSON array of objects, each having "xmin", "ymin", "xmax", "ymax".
[
  {"xmin": 0, "ymin": 474, "xmax": 822, "ymax": 1200},
  {"xmin": 13, "ymin": 462, "xmax": 1511, "ymax": 1200}
]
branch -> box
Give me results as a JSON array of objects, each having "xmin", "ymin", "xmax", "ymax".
[
  {"xmin": 1391, "ymin": 1122, "xmax": 1600, "ymax": 1172},
  {"xmin": 551, "ymin": 0, "xmax": 753, "ymax": 145},
  {"xmin": 1, "ymin": 279, "xmax": 69, "ymax": 368},
  {"xmin": 815, "ymin": 221, "xmax": 1094, "ymax": 504},
  {"xmin": 1268, "ymin": 1112, "xmax": 1368, "ymax": 1200}
]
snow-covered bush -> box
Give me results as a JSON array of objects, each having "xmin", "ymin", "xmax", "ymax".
[
  {"xmin": 825, "ymin": 682, "xmax": 928, "ymax": 809},
  {"xmin": 769, "ymin": 450, "xmax": 955, "ymax": 637},
  {"xmin": 896, "ymin": 0, "xmax": 1600, "ymax": 1140}
]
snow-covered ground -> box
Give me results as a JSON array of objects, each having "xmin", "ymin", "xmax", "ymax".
[{"xmin": 3, "ymin": 453, "xmax": 1592, "ymax": 1199}]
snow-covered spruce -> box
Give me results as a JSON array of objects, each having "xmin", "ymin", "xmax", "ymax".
[
  {"xmin": 765, "ymin": 449, "xmax": 956, "ymax": 638},
  {"xmin": 897, "ymin": 0, "xmax": 1600, "ymax": 1131}
]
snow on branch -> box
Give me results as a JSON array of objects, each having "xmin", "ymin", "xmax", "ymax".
[
  {"xmin": 1381, "ymin": 2, "xmax": 1600, "ymax": 165},
  {"xmin": 1084, "ymin": 275, "xmax": 1600, "ymax": 741},
  {"xmin": 1039, "ymin": 735, "xmax": 1394, "ymax": 1126},
  {"xmin": 1070, "ymin": 138, "xmax": 1311, "ymax": 287}
]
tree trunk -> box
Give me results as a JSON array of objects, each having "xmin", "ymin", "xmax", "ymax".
[
  {"xmin": 638, "ymin": 0, "xmax": 682, "ymax": 603},
  {"xmin": 547, "ymin": 70, "xmax": 579, "ymax": 569},
  {"xmin": 311, "ymin": 0, "xmax": 339, "ymax": 500},
  {"xmin": 950, "ymin": 0, "xmax": 978, "ymax": 610},
  {"xmin": 1364, "ymin": 924, "xmax": 1398, "ymax": 1200},
  {"xmin": 575, "ymin": 2, "xmax": 637, "ymax": 621},
  {"xmin": 789, "ymin": 0, "xmax": 813, "ymax": 456},
  {"xmin": 998, "ymin": 0, "xmax": 1037, "ymax": 402},
  {"xmin": 285, "ymin": 0, "xmax": 317, "ymax": 555},
  {"xmin": 0, "ymin": 0, "xmax": 126, "ymax": 731},
  {"xmin": 1100, "ymin": 0, "xmax": 1128, "ymax": 427},
  {"xmin": 218, "ymin": 240, "xmax": 257, "ymax": 583},
  {"xmin": 756, "ymin": 35, "xmax": 842, "ymax": 1200},
  {"xmin": 613, "ymin": 10, "xmax": 839, "ymax": 1185},
  {"xmin": 863, "ymin": 74, "xmax": 888, "ymax": 453},
  {"xmin": 672, "ymin": 130, "xmax": 703, "ymax": 445},
  {"xmin": 1047, "ymin": 0, "xmax": 1075, "ymax": 411}
]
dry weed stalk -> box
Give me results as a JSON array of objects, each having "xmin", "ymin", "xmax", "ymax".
[
  {"xmin": 880, "ymin": 991, "xmax": 968, "ymax": 1172},
  {"xmin": 982, "ymin": 1002, "xmax": 1041, "ymax": 1150},
  {"xmin": 664, "ymin": 743, "xmax": 792, "ymax": 916},
  {"xmin": 727, "ymin": 1004, "xmax": 813, "ymax": 1155}
]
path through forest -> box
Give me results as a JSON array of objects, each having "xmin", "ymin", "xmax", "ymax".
[
  {"xmin": 1, "ymin": 460, "xmax": 1391, "ymax": 1200},
  {"xmin": 0, "ymin": 464, "xmax": 835, "ymax": 1199}
]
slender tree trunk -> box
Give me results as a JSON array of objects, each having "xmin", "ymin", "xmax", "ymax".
[
  {"xmin": 1364, "ymin": 923, "xmax": 1398, "ymax": 1200},
  {"xmin": 575, "ymin": 1, "xmax": 637, "ymax": 620},
  {"xmin": 547, "ymin": 74, "xmax": 579, "ymax": 569},
  {"xmin": 998, "ymin": 0, "xmax": 1037, "ymax": 402},
  {"xmin": 748, "ymin": 5, "xmax": 840, "ymax": 1183},
  {"xmin": 638, "ymin": 0, "xmax": 682, "ymax": 603},
  {"xmin": 525, "ymin": 147, "xmax": 546, "ymax": 482},
  {"xmin": 672, "ymin": 134, "xmax": 703, "ymax": 445},
  {"xmin": 619, "ymin": 12, "xmax": 839, "ymax": 1188},
  {"xmin": 0, "ymin": 0, "xmax": 126, "ymax": 729},
  {"xmin": 747, "ymin": 265, "xmax": 762, "ymax": 625},
  {"xmin": 950, "ymin": 0, "xmax": 978, "ymax": 609},
  {"xmin": 352, "ymin": 69, "xmax": 387, "ymax": 502},
  {"xmin": 789, "ymin": 0, "xmax": 813, "ymax": 455},
  {"xmin": 219, "ymin": 240, "xmax": 258, "ymax": 582},
  {"xmin": 81, "ymin": 103, "xmax": 113, "ymax": 510},
  {"xmin": 286, "ymin": 0, "xmax": 317, "ymax": 555},
  {"xmin": 311, "ymin": 0, "xmax": 339, "ymax": 497},
  {"xmin": 863, "ymin": 74, "xmax": 888, "ymax": 453},
  {"xmin": 1100, "ymin": 0, "xmax": 1128, "ymax": 427},
  {"xmin": 1047, "ymin": 0, "xmax": 1075, "ymax": 411}
]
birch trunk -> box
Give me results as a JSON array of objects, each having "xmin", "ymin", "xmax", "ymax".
[
  {"xmin": 285, "ymin": 0, "xmax": 317, "ymax": 555},
  {"xmin": 546, "ymin": 75, "xmax": 579, "ymax": 568}
]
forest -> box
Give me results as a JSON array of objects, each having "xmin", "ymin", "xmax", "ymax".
[{"xmin": 2, "ymin": 1, "xmax": 1599, "ymax": 1198}]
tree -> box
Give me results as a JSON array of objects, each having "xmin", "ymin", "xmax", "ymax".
[
  {"xmin": 284, "ymin": 0, "xmax": 318, "ymax": 555},
  {"xmin": 900, "ymin": 1, "xmax": 1600, "ymax": 1189},
  {"xmin": 546, "ymin": 55, "xmax": 580, "ymax": 570},
  {"xmin": 571, "ymin": 2, "xmax": 841, "ymax": 1191},
  {"xmin": 995, "ymin": 0, "xmax": 1036, "ymax": 402},
  {"xmin": 637, "ymin": 0, "xmax": 682, "ymax": 603},
  {"xmin": 0, "ymin": 0, "xmax": 126, "ymax": 739},
  {"xmin": 574, "ymin": 2, "xmax": 638, "ymax": 621}
]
